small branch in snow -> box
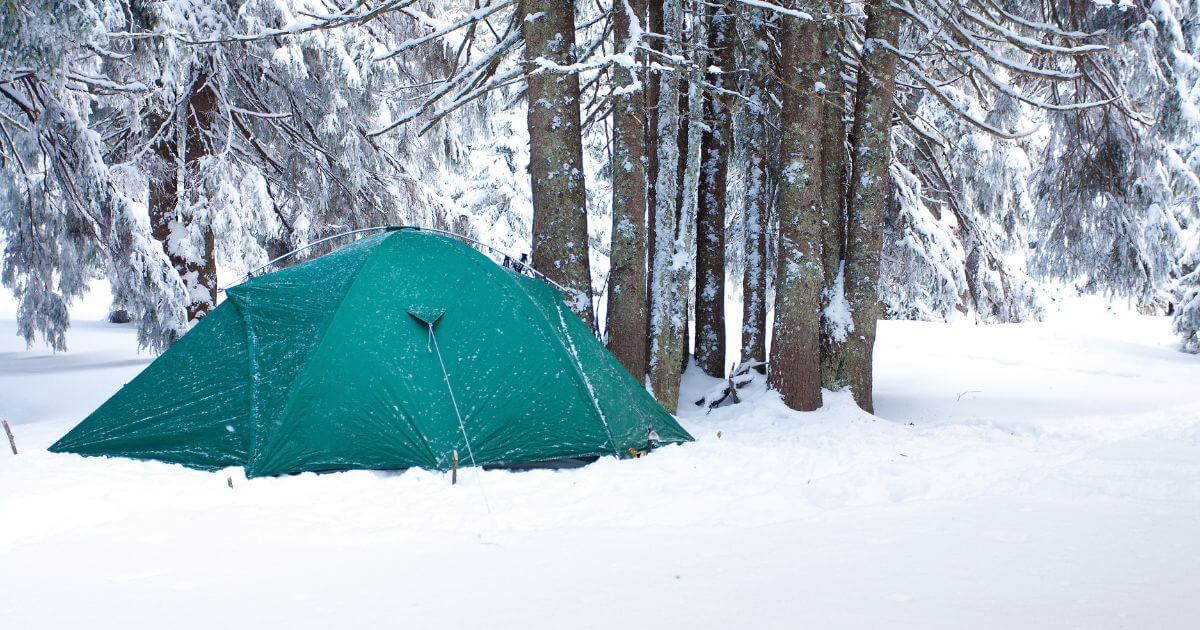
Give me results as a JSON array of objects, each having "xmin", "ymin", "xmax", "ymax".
[
  {"xmin": 956, "ymin": 390, "xmax": 981, "ymax": 402},
  {"xmin": 2, "ymin": 419, "xmax": 17, "ymax": 455},
  {"xmin": 694, "ymin": 363, "xmax": 762, "ymax": 410}
]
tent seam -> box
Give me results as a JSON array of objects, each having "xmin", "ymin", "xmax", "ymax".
[
  {"xmin": 236, "ymin": 232, "xmax": 392, "ymax": 474},
  {"xmin": 225, "ymin": 298, "xmax": 256, "ymax": 464},
  {"xmin": 485, "ymin": 255, "xmax": 622, "ymax": 458}
]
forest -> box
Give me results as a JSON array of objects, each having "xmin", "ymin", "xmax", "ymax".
[
  {"xmin": 2, "ymin": 0, "xmax": 1199, "ymax": 415},
  {"xmin": 5, "ymin": 2, "xmax": 1200, "ymax": 626}
]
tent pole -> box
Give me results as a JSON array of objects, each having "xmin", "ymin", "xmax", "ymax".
[
  {"xmin": 220, "ymin": 225, "xmax": 570, "ymax": 295},
  {"xmin": 221, "ymin": 226, "xmax": 394, "ymax": 290}
]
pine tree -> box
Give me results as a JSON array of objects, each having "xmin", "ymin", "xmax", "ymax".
[
  {"xmin": 523, "ymin": 0, "xmax": 595, "ymax": 326},
  {"xmin": 767, "ymin": 4, "xmax": 825, "ymax": 412},
  {"xmin": 606, "ymin": 0, "xmax": 649, "ymax": 378},
  {"xmin": 644, "ymin": 0, "xmax": 665, "ymax": 341},
  {"xmin": 816, "ymin": 8, "xmax": 850, "ymax": 389},
  {"xmin": 675, "ymin": 18, "xmax": 694, "ymax": 374},
  {"xmin": 693, "ymin": 0, "xmax": 735, "ymax": 377},
  {"xmin": 1030, "ymin": 1, "xmax": 1198, "ymax": 322},
  {"xmin": 677, "ymin": 5, "xmax": 706, "ymax": 375},
  {"xmin": 6, "ymin": 0, "xmax": 1191, "ymax": 371},
  {"xmin": 149, "ymin": 65, "xmax": 219, "ymax": 329},
  {"xmin": 1178, "ymin": 248, "xmax": 1200, "ymax": 352},
  {"xmin": 0, "ymin": 0, "xmax": 188, "ymax": 351},
  {"xmin": 843, "ymin": 0, "xmax": 900, "ymax": 413},
  {"xmin": 737, "ymin": 8, "xmax": 779, "ymax": 375},
  {"xmin": 647, "ymin": 0, "xmax": 688, "ymax": 411}
]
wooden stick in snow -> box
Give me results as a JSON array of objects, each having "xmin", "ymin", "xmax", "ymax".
[
  {"xmin": 451, "ymin": 449, "xmax": 459, "ymax": 485},
  {"xmin": 2, "ymin": 420, "xmax": 16, "ymax": 455}
]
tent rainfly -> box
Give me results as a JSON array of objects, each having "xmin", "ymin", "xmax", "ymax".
[{"xmin": 50, "ymin": 227, "xmax": 692, "ymax": 476}]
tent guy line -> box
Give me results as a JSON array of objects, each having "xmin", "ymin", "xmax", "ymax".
[{"xmin": 424, "ymin": 316, "xmax": 492, "ymax": 511}]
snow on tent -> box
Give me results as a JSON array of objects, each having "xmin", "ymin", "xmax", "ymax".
[{"xmin": 49, "ymin": 227, "xmax": 692, "ymax": 477}]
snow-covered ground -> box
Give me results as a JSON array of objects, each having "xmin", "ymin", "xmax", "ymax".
[{"xmin": 2, "ymin": 293, "xmax": 1198, "ymax": 629}]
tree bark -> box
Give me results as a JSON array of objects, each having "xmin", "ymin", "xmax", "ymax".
[
  {"xmin": 740, "ymin": 10, "xmax": 777, "ymax": 374},
  {"xmin": 606, "ymin": 0, "xmax": 649, "ymax": 379},
  {"xmin": 676, "ymin": 34, "xmax": 693, "ymax": 376},
  {"xmin": 647, "ymin": 0, "xmax": 687, "ymax": 411},
  {"xmin": 149, "ymin": 68, "xmax": 218, "ymax": 332},
  {"xmin": 523, "ymin": 0, "xmax": 595, "ymax": 327},
  {"xmin": 767, "ymin": 9, "xmax": 825, "ymax": 412},
  {"xmin": 644, "ymin": 0, "xmax": 664, "ymax": 332},
  {"xmin": 816, "ymin": 11, "xmax": 850, "ymax": 389},
  {"xmin": 844, "ymin": 0, "xmax": 900, "ymax": 412},
  {"xmin": 693, "ymin": 0, "xmax": 735, "ymax": 378}
]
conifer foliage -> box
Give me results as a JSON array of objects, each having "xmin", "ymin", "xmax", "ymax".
[{"xmin": 2, "ymin": 0, "xmax": 1199, "ymax": 417}]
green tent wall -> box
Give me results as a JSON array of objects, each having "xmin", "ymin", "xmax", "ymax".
[{"xmin": 50, "ymin": 228, "xmax": 692, "ymax": 476}]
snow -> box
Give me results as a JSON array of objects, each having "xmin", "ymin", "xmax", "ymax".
[
  {"xmin": 822, "ymin": 261, "xmax": 854, "ymax": 343},
  {"xmin": 733, "ymin": 0, "xmax": 813, "ymax": 21},
  {"xmin": 2, "ymin": 297, "xmax": 1200, "ymax": 628}
]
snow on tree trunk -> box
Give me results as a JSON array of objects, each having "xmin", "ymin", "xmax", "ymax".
[
  {"xmin": 150, "ymin": 68, "xmax": 219, "ymax": 330},
  {"xmin": 644, "ymin": 0, "xmax": 665, "ymax": 342},
  {"xmin": 739, "ymin": 8, "xmax": 778, "ymax": 375},
  {"xmin": 606, "ymin": 0, "xmax": 650, "ymax": 379},
  {"xmin": 676, "ymin": 33, "xmax": 693, "ymax": 375},
  {"xmin": 767, "ymin": 9, "xmax": 825, "ymax": 412},
  {"xmin": 741, "ymin": 152, "xmax": 771, "ymax": 373},
  {"xmin": 844, "ymin": 0, "xmax": 900, "ymax": 413},
  {"xmin": 523, "ymin": 0, "xmax": 595, "ymax": 327},
  {"xmin": 647, "ymin": 0, "xmax": 687, "ymax": 412},
  {"xmin": 677, "ymin": 16, "xmax": 706, "ymax": 377},
  {"xmin": 694, "ymin": 0, "xmax": 735, "ymax": 378},
  {"xmin": 816, "ymin": 14, "xmax": 850, "ymax": 390}
]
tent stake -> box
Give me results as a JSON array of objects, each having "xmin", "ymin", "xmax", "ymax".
[
  {"xmin": 2, "ymin": 420, "xmax": 16, "ymax": 455},
  {"xmin": 451, "ymin": 449, "xmax": 459, "ymax": 485}
]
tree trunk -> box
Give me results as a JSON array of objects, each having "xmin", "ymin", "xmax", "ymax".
[
  {"xmin": 767, "ymin": 9, "xmax": 825, "ymax": 412},
  {"xmin": 523, "ymin": 0, "xmax": 595, "ymax": 327},
  {"xmin": 693, "ymin": 0, "xmax": 735, "ymax": 378},
  {"xmin": 740, "ymin": 9, "xmax": 777, "ymax": 374},
  {"xmin": 648, "ymin": 0, "xmax": 667, "ymax": 321},
  {"xmin": 816, "ymin": 11, "xmax": 850, "ymax": 389},
  {"xmin": 644, "ymin": 0, "xmax": 664, "ymax": 336},
  {"xmin": 844, "ymin": 0, "xmax": 900, "ymax": 412},
  {"xmin": 149, "ymin": 68, "xmax": 218, "ymax": 333},
  {"xmin": 742, "ymin": 153, "xmax": 770, "ymax": 373},
  {"xmin": 675, "ymin": 63, "xmax": 690, "ymax": 221},
  {"xmin": 676, "ymin": 38, "xmax": 693, "ymax": 376},
  {"xmin": 606, "ymin": 0, "xmax": 649, "ymax": 379},
  {"xmin": 647, "ymin": 0, "xmax": 687, "ymax": 411}
]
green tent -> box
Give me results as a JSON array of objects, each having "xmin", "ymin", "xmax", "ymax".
[{"xmin": 50, "ymin": 228, "xmax": 691, "ymax": 477}]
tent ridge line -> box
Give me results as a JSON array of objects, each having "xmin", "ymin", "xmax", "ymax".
[{"xmin": 222, "ymin": 225, "xmax": 570, "ymax": 295}]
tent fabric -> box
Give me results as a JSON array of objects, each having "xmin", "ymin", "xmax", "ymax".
[{"xmin": 49, "ymin": 228, "xmax": 692, "ymax": 476}]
